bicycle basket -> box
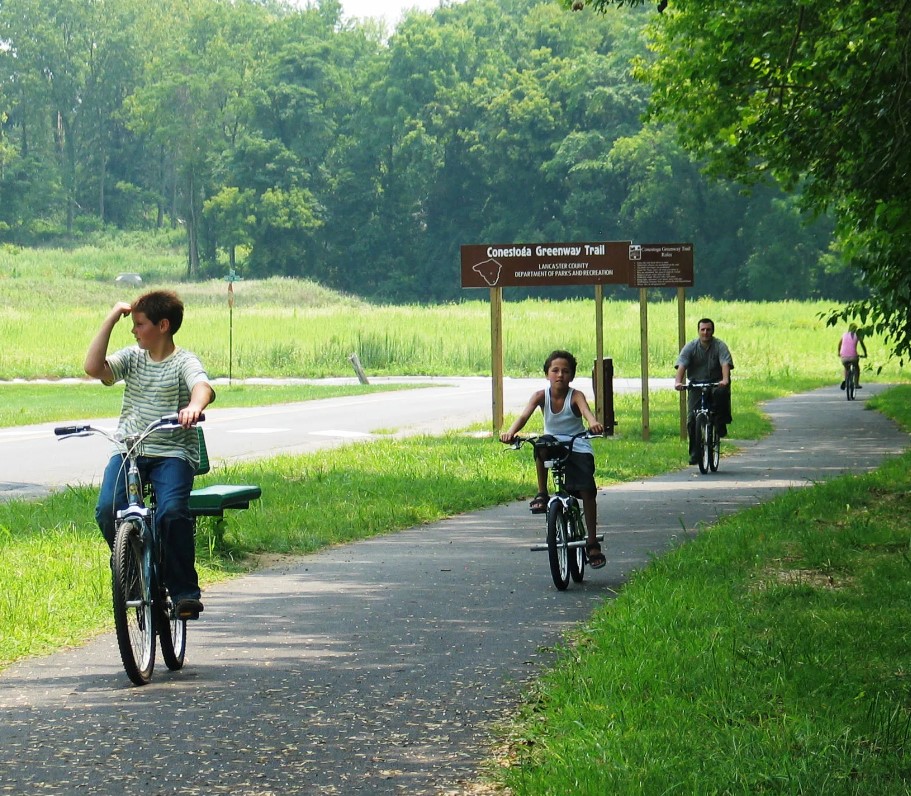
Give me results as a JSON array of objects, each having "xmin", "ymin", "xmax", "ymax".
[{"xmin": 195, "ymin": 427, "xmax": 211, "ymax": 476}]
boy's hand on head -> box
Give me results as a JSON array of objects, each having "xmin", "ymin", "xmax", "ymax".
[{"xmin": 112, "ymin": 301, "xmax": 132, "ymax": 319}]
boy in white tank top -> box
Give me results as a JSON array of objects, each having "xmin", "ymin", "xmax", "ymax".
[{"xmin": 500, "ymin": 350, "xmax": 606, "ymax": 569}]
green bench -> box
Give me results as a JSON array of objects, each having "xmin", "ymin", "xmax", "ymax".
[
  {"xmin": 189, "ymin": 428, "xmax": 261, "ymax": 530},
  {"xmin": 189, "ymin": 483, "xmax": 262, "ymax": 517}
]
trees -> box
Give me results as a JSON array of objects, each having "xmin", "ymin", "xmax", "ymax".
[
  {"xmin": 580, "ymin": 0, "xmax": 911, "ymax": 359},
  {"xmin": 0, "ymin": 0, "xmax": 848, "ymax": 306}
]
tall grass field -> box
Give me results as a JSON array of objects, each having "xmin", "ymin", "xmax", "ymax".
[{"xmin": 1, "ymin": 242, "xmax": 905, "ymax": 383}]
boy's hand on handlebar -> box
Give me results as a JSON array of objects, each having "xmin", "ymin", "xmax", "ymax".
[
  {"xmin": 588, "ymin": 421, "xmax": 604, "ymax": 436},
  {"xmin": 499, "ymin": 431, "xmax": 516, "ymax": 444},
  {"xmin": 177, "ymin": 406, "xmax": 204, "ymax": 429}
]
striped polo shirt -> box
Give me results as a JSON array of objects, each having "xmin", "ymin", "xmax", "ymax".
[{"xmin": 106, "ymin": 346, "xmax": 213, "ymax": 468}]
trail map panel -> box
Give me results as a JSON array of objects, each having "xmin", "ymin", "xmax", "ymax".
[
  {"xmin": 460, "ymin": 242, "xmax": 631, "ymax": 288},
  {"xmin": 627, "ymin": 243, "xmax": 694, "ymax": 288}
]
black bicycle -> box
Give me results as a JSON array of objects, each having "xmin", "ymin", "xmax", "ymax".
[
  {"xmin": 55, "ymin": 414, "xmax": 203, "ymax": 685},
  {"xmin": 505, "ymin": 430, "xmax": 602, "ymax": 590},
  {"xmin": 845, "ymin": 359, "xmax": 860, "ymax": 401},
  {"xmin": 687, "ymin": 382, "xmax": 720, "ymax": 474}
]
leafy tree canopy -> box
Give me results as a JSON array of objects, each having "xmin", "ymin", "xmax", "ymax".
[{"xmin": 578, "ymin": 0, "xmax": 911, "ymax": 361}]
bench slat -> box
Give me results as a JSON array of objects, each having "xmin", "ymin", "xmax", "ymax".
[{"xmin": 190, "ymin": 484, "xmax": 262, "ymax": 516}]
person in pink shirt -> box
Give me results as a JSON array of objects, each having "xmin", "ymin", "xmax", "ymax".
[{"xmin": 838, "ymin": 324, "xmax": 867, "ymax": 390}]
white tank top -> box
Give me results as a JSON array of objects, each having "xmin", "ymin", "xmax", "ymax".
[{"xmin": 544, "ymin": 387, "xmax": 593, "ymax": 455}]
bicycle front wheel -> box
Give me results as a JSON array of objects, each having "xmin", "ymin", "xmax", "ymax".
[
  {"xmin": 710, "ymin": 421, "xmax": 721, "ymax": 472},
  {"xmin": 112, "ymin": 520, "xmax": 156, "ymax": 685},
  {"xmin": 157, "ymin": 588, "xmax": 187, "ymax": 671},
  {"xmin": 546, "ymin": 501, "xmax": 571, "ymax": 590},
  {"xmin": 697, "ymin": 414, "xmax": 711, "ymax": 474},
  {"xmin": 567, "ymin": 503, "xmax": 585, "ymax": 583}
]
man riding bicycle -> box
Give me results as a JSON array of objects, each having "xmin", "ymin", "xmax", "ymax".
[{"xmin": 674, "ymin": 318, "xmax": 735, "ymax": 466}]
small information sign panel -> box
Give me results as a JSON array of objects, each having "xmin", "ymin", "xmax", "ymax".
[
  {"xmin": 460, "ymin": 241, "xmax": 631, "ymax": 288},
  {"xmin": 627, "ymin": 243, "xmax": 694, "ymax": 288}
]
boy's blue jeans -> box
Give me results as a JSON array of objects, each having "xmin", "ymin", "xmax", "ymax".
[{"xmin": 95, "ymin": 454, "xmax": 201, "ymax": 602}]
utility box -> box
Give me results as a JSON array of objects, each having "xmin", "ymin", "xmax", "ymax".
[{"xmin": 592, "ymin": 358, "xmax": 616, "ymax": 436}]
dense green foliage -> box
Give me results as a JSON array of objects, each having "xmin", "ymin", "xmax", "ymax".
[
  {"xmin": 582, "ymin": 0, "xmax": 911, "ymax": 361},
  {"xmin": 0, "ymin": 0, "xmax": 852, "ymax": 302}
]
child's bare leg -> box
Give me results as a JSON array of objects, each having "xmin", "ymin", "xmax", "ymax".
[
  {"xmin": 579, "ymin": 490, "xmax": 598, "ymax": 542},
  {"xmin": 534, "ymin": 456, "xmax": 549, "ymax": 496}
]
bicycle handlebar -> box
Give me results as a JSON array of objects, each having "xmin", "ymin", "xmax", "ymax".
[
  {"xmin": 54, "ymin": 413, "xmax": 205, "ymax": 441},
  {"xmin": 501, "ymin": 429, "xmax": 601, "ymax": 451}
]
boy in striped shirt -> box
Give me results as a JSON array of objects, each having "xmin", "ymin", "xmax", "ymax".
[{"xmin": 85, "ymin": 290, "xmax": 215, "ymax": 619}]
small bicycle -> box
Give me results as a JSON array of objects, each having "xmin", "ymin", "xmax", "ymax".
[
  {"xmin": 687, "ymin": 382, "xmax": 721, "ymax": 474},
  {"xmin": 55, "ymin": 414, "xmax": 203, "ymax": 685},
  {"xmin": 844, "ymin": 358, "xmax": 862, "ymax": 401},
  {"xmin": 504, "ymin": 430, "xmax": 603, "ymax": 591}
]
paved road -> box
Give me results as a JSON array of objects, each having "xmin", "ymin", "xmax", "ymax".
[
  {"xmin": 0, "ymin": 384, "xmax": 907, "ymax": 794},
  {"xmin": 0, "ymin": 376, "xmax": 668, "ymax": 500}
]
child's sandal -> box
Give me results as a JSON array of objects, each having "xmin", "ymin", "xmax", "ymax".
[
  {"xmin": 529, "ymin": 492, "xmax": 548, "ymax": 514},
  {"xmin": 586, "ymin": 542, "xmax": 606, "ymax": 569}
]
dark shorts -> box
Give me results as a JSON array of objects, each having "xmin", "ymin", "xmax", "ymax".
[{"xmin": 536, "ymin": 449, "xmax": 596, "ymax": 494}]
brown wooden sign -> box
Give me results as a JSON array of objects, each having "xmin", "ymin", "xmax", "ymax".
[
  {"xmin": 460, "ymin": 242, "xmax": 631, "ymax": 288},
  {"xmin": 626, "ymin": 243, "xmax": 694, "ymax": 288}
]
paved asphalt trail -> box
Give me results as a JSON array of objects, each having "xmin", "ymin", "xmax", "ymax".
[{"xmin": 0, "ymin": 385, "xmax": 907, "ymax": 795}]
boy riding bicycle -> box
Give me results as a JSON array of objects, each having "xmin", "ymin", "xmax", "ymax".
[
  {"xmin": 499, "ymin": 350, "xmax": 606, "ymax": 569},
  {"xmin": 84, "ymin": 290, "xmax": 215, "ymax": 620}
]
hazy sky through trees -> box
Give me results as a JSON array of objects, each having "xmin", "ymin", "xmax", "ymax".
[{"xmin": 341, "ymin": 0, "xmax": 466, "ymax": 25}]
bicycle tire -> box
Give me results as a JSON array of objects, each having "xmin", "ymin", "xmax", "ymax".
[
  {"xmin": 846, "ymin": 363, "xmax": 857, "ymax": 401},
  {"xmin": 546, "ymin": 501, "xmax": 570, "ymax": 591},
  {"xmin": 567, "ymin": 502, "xmax": 585, "ymax": 583},
  {"xmin": 697, "ymin": 414, "xmax": 710, "ymax": 474},
  {"xmin": 112, "ymin": 519, "xmax": 156, "ymax": 685},
  {"xmin": 157, "ymin": 587, "xmax": 187, "ymax": 671},
  {"xmin": 710, "ymin": 420, "xmax": 721, "ymax": 472}
]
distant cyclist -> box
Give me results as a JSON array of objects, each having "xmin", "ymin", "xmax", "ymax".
[
  {"xmin": 838, "ymin": 324, "xmax": 867, "ymax": 391},
  {"xmin": 674, "ymin": 318, "xmax": 734, "ymax": 466}
]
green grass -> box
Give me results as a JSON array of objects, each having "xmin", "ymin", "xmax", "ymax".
[
  {"xmin": 0, "ymin": 381, "xmax": 426, "ymax": 427},
  {"xmin": 493, "ymin": 385, "xmax": 911, "ymax": 795}
]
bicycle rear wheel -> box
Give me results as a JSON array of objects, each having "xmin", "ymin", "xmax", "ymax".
[
  {"xmin": 546, "ymin": 501, "xmax": 570, "ymax": 591},
  {"xmin": 846, "ymin": 363, "xmax": 857, "ymax": 401},
  {"xmin": 112, "ymin": 520, "xmax": 156, "ymax": 685},
  {"xmin": 697, "ymin": 414, "xmax": 711, "ymax": 474},
  {"xmin": 567, "ymin": 503, "xmax": 585, "ymax": 583},
  {"xmin": 157, "ymin": 588, "xmax": 187, "ymax": 671}
]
